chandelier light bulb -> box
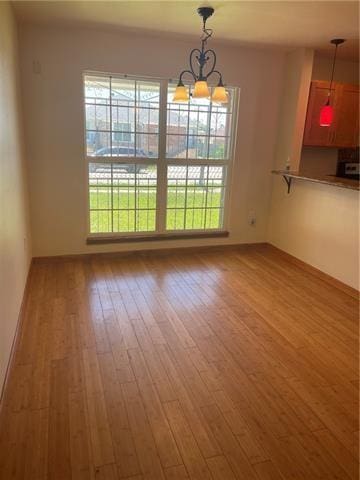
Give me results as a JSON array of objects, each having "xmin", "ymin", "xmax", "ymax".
[
  {"xmin": 173, "ymin": 84, "xmax": 189, "ymax": 102},
  {"xmin": 193, "ymin": 80, "xmax": 210, "ymax": 98},
  {"xmin": 211, "ymin": 85, "xmax": 228, "ymax": 103}
]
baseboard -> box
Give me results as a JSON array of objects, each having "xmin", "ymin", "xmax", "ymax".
[
  {"xmin": 0, "ymin": 258, "xmax": 33, "ymax": 411},
  {"xmin": 32, "ymin": 242, "xmax": 267, "ymax": 263},
  {"xmin": 265, "ymin": 243, "xmax": 359, "ymax": 299}
]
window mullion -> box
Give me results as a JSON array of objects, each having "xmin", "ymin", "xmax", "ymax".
[
  {"xmin": 203, "ymin": 166, "xmax": 210, "ymax": 229},
  {"xmin": 156, "ymin": 79, "xmax": 168, "ymax": 233},
  {"xmin": 206, "ymin": 98, "xmax": 212, "ymax": 159},
  {"xmin": 109, "ymin": 76, "xmax": 114, "ymax": 232},
  {"xmin": 134, "ymin": 80, "xmax": 137, "ymax": 159}
]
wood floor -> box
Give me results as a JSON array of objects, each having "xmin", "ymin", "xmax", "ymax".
[{"xmin": 0, "ymin": 244, "xmax": 358, "ymax": 480}]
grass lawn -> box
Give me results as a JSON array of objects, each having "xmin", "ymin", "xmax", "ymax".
[{"xmin": 89, "ymin": 187, "xmax": 223, "ymax": 233}]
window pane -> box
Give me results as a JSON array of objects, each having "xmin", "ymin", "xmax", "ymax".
[
  {"xmin": 89, "ymin": 163, "xmax": 157, "ymax": 234},
  {"xmin": 166, "ymin": 83, "xmax": 234, "ymax": 161},
  {"xmin": 111, "ymin": 137, "xmax": 136, "ymax": 157},
  {"xmin": 205, "ymin": 208, "xmax": 222, "ymax": 229},
  {"xmin": 113, "ymin": 108, "xmax": 135, "ymax": 132},
  {"xmin": 87, "ymin": 131, "xmax": 111, "ymax": 157},
  {"xmin": 209, "ymin": 165, "xmax": 227, "ymax": 185},
  {"xmin": 90, "ymin": 210, "xmax": 111, "ymax": 233},
  {"xmin": 85, "ymin": 104, "xmax": 111, "ymax": 131},
  {"xmin": 185, "ymin": 208, "xmax": 205, "ymax": 230},
  {"xmin": 136, "ymin": 209, "xmax": 155, "ymax": 231},
  {"xmin": 85, "ymin": 74, "xmax": 160, "ymax": 160},
  {"xmin": 209, "ymin": 137, "xmax": 228, "ymax": 160},
  {"xmin": 166, "ymin": 135, "xmax": 187, "ymax": 158},
  {"xmin": 210, "ymin": 112, "xmax": 229, "ymax": 136},
  {"xmin": 167, "ymin": 107, "xmax": 188, "ymax": 136},
  {"xmin": 136, "ymin": 108, "xmax": 159, "ymax": 133},
  {"xmin": 189, "ymin": 91, "xmax": 211, "ymax": 108},
  {"xmin": 111, "ymin": 78, "xmax": 135, "ymax": 106},
  {"xmin": 85, "ymin": 76, "xmax": 110, "ymax": 101},
  {"xmin": 112, "ymin": 165, "xmax": 135, "ymax": 209},
  {"xmin": 166, "ymin": 165, "xmax": 226, "ymax": 231},
  {"xmin": 167, "ymin": 209, "xmax": 185, "ymax": 230},
  {"xmin": 136, "ymin": 81, "xmax": 160, "ymax": 107},
  {"xmin": 187, "ymin": 136, "xmax": 209, "ymax": 159},
  {"xmin": 189, "ymin": 110, "xmax": 209, "ymax": 135},
  {"xmin": 136, "ymin": 133, "xmax": 158, "ymax": 158},
  {"xmin": 167, "ymin": 186, "xmax": 185, "ymax": 209},
  {"xmin": 207, "ymin": 187, "xmax": 222, "ymax": 208},
  {"xmin": 89, "ymin": 186, "xmax": 111, "ymax": 210},
  {"xmin": 113, "ymin": 210, "xmax": 135, "ymax": 233}
]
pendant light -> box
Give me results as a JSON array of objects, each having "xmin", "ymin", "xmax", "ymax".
[
  {"xmin": 319, "ymin": 38, "xmax": 345, "ymax": 127},
  {"xmin": 173, "ymin": 7, "xmax": 228, "ymax": 103}
]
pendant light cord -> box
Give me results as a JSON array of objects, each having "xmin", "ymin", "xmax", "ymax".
[
  {"xmin": 329, "ymin": 43, "xmax": 339, "ymax": 94},
  {"xmin": 324, "ymin": 39, "xmax": 345, "ymax": 105}
]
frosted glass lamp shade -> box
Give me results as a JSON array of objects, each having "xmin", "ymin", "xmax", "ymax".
[
  {"xmin": 211, "ymin": 86, "xmax": 228, "ymax": 103},
  {"xmin": 193, "ymin": 80, "xmax": 210, "ymax": 98},
  {"xmin": 319, "ymin": 104, "xmax": 333, "ymax": 126},
  {"xmin": 173, "ymin": 85, "xmax": 189, "ymax": 102}
]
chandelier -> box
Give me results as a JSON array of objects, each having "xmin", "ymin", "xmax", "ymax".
[{"xmin": 173, "ymin": 7, "xmax": 228, "ymax": 104}]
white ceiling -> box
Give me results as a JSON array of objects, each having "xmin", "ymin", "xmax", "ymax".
[{"xmin": 12, "ymin": 1, "xmax": 359, "ymax": 60}]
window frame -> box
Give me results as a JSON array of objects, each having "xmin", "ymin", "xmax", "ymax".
[{"xmin": 83, "ymin": 71, "xmax": 239, "ymax": 240}]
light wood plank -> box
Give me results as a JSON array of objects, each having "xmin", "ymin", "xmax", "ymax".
[{"xmin": 0, "ymin": 246, "xmax": 357, "ymax": 480}]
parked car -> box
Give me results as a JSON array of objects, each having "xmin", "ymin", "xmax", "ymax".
[{"xmin": 92, "ymin": 146, "xmax": 149, "ymax": 173}]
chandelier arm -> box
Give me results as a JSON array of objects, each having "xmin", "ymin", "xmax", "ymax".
[
  {"xmin": 208, "ymin": 69, "xmax": 224, "ymax": 85},
  {"xmin": 189, "ymin": 48, "xmax": 202, "ymax": 79},
  {"xmin": 203, "ymin": 49, "xmax": 217, "ymax": 79},
  {"xmin": 179, "ymin": 69, "xmax": 197, "ymax": 84}
]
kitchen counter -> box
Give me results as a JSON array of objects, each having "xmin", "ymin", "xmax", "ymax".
[{"xmin": 272, "ymin": 170, "xmax": 360, "ymax": 191}]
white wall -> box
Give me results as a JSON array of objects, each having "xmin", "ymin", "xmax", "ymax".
[
  {"xmin": 312, "ymin": 52, "xmax": 359, "ymax": 84},
  {"xmin": 0, "ymin": 3, "xmax": 32, "ymax": 391},
  {"xmin": 273, "ymin": 48, "xmax": 313, "ymax": 171},
  {"xmin": 268, "ymin": 48, "xmax": 359, "ymax": 290},
  {"xmin": 19, "ymin": 24, "xmax": 284, "ymax": 257},
  {"xmin": 268, "ymin": 177, "xmax": 359, "ymax": 289}
]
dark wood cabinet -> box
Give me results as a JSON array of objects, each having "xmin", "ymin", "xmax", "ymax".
[
  {"xmin": 333, "ymin": 83, "xmax": 359, "ymax": 147},
  {"xmin": 303, "ymin": 80, "xmax": 359, "ymax": 148}
]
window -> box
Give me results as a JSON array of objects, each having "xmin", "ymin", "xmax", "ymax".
[{"xmin": 84, "ymin": 73, "xmax": 237, "ymax": 237}]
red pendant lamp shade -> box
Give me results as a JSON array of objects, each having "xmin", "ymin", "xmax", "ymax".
[
  {"xmin": 319, "ymin": 103, "xmax": 334, "ymax": 127},
  {"xmin": 319, "ymin": 38, "xmax": 345, "ymax": 127}
]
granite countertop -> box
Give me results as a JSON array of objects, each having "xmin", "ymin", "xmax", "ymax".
[{"xmin": 272, "ymin": 170, "xmax": 360, "ymax": 191}]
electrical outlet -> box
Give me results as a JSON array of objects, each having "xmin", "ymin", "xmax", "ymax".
[{"xmin": 248, "ymin": 211, "xmax": 256, "ymax": 226}]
